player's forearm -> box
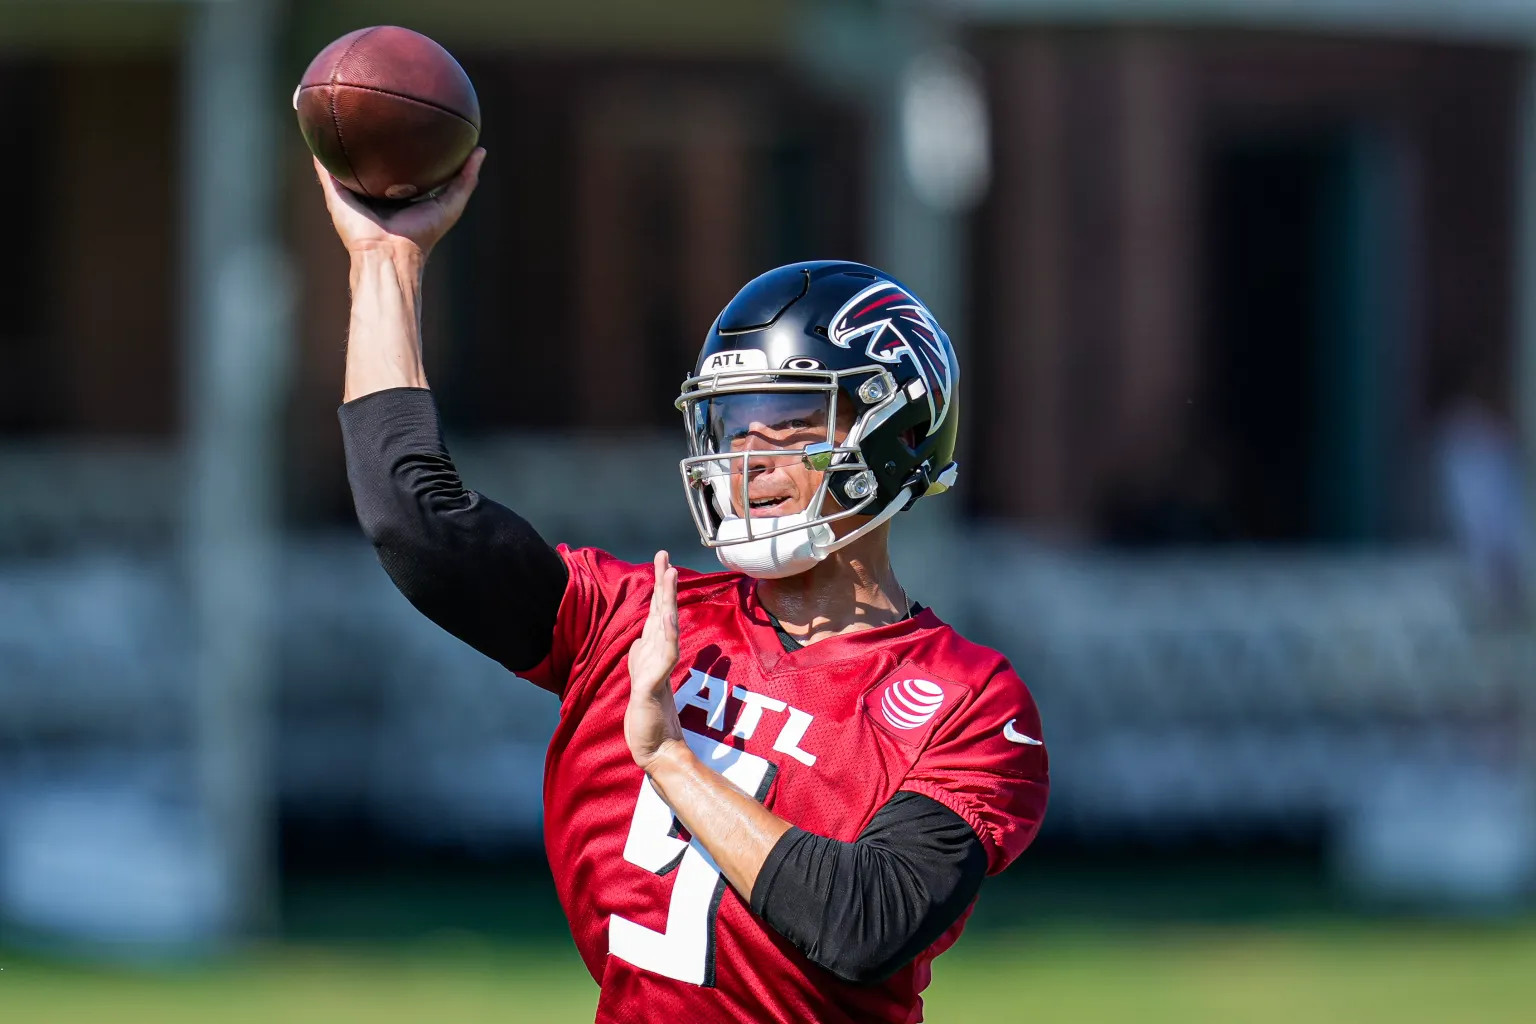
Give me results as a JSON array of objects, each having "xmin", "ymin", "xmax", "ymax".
[
  {"xmin": 646, "ymin": 741, "xmax": 793, "ymax": 902},
  {"xmin": 343, "ymin": 246, "xmax": 429, "ymax": 402}
]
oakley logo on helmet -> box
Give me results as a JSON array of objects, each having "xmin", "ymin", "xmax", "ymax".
[{"xmin": 827, "ymin": 282, "xmax": 954, "ymax": 435}]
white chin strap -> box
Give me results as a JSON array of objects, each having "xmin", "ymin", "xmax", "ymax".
[
  {"xmin": 712, "ymin": 491, "xmax": 910, "ymax": 579},
  {"xmin": 714, "ymin": 508, "xmax": 834, "ymax": 579}
]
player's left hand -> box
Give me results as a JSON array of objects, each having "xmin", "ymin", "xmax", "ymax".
[{"xmin": 625, "ymin": 551, "xmax": 686, "ymax": 773}]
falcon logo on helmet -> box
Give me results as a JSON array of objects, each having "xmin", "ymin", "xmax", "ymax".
[{"xmin": 827, "ymin": 282, "xmax": 954, "ymax": 436}]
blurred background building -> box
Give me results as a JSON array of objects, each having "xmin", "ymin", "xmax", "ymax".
[{"xmin": 2, "ymin": 0, "xmax": 1536, "ymax": 974}]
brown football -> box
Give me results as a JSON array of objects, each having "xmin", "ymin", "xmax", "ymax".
[{"xmin": 295, "ymin": 26, "xmax": 480, "ymax": 202}]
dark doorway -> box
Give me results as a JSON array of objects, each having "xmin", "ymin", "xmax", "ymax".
[
  {"xmin": 1201, "ymin": 128, "xmax": 1407, "ymax": 543},
  {"xmin": 1203, "ymin": 134, "xmax": 1334, "ymax": 541}
]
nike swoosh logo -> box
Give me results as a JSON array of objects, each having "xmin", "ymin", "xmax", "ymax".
[{"xmin": 1003, "ymin": 719, "xmax": 1042, "ymax": 745}]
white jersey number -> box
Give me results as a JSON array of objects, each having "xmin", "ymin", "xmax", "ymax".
[{"xmin": 608, "ymin": 729, "xmax": 776, "ymax": 987}]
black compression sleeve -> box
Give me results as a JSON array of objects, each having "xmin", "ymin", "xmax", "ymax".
[
  {"xmin": 749, "ymin": 791, "xmax": 987, "ymax": 985},
  {"xmin": 338, "ymin": 387, "xmax": 568, "ymax": 672}
]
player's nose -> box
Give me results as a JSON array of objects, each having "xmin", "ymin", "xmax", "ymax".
[{"xmin": 740, "ymin": 429, "xmax": 775, "ymax": 466}]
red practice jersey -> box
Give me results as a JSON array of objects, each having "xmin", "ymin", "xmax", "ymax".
[{"xmin": 523, "ymin": 546, "xmax": 1049, "ymax": 1023}]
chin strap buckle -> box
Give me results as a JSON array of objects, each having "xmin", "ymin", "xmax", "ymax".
[
  {"xmin": 901, "ymin": 463, "xmax": 934, "ymax": 510},
  {"xmin": 900, "ymin": 460, "xmax": 959, "ymax": 510}
]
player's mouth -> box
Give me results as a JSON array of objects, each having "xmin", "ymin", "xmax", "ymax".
[{"xmin": 747, "ymin": 496, "xmax": 794, "ymax": 517}]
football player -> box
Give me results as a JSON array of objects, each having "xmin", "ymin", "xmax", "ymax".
[{"xmin": 317, "ymin": 149, "xmax": 1048, "ymax": 1023}]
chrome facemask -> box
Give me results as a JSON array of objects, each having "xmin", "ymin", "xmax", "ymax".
[{"xmin": 675, "ymin": 364, "xmax": 911, "ymax": 578}]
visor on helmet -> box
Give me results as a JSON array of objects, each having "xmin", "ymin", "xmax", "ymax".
[{"xmin": 699, "ymin": 391, "xmax": 831, "ymax": 456}]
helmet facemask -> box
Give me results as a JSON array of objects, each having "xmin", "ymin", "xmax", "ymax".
[{"xmin": 676, "ymin": 366, "xmax": 910, "ymax": 579}]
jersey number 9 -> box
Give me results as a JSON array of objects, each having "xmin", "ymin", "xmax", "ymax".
[{"xmin": 609, "ymin": 730, "xmax": 777, "ymax": 986}]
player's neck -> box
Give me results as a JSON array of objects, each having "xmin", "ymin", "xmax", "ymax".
[{"xmin": 754, "ymin": 525, "xmax": 908, "ymax": 645}]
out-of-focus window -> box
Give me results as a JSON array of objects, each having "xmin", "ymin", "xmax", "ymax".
[
  {"xmin": 0, "ymin": 58, "xmax": 179, "ymax": 439},
  {"xmin": 0, "ymin": 60, "xmax": 54, "ymax": 434},
  {"xmin": 430, "ymin": 58, "xmax": 867, "ymax": 435}
]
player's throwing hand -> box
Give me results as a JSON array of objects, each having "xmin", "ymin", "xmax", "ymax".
[
  {"xmin": 625, "ymin": 552, "xmax": 685, "ymax": 772},
  {"xmin": 312, "ymin": 148, "xmax": 485, "ymax": 259}
]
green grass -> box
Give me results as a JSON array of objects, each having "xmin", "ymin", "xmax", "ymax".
[
  {"xmin": 5, "ymin": 864, "xmax": 1534, "ymax": 1023},
  {"xmin": 927, "ymin": 921, "xmax": 1536, "ymax": 1023},
  {"xmin": 5, "ymin": 920, "xmax": 1535, "ymax": 1024}
]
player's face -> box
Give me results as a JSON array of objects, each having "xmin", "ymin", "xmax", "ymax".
[{"xmin": 707, "ymin": 392, "xmax": 857, "ymax": 519}]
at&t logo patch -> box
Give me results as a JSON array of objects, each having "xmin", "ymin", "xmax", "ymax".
[
  {"xmin": 881, "ymin": 679, "xmax": 946, "ymax": 729},
  {"xmin": 863, "ymin": 676, "xmax": 967, "ymax": 742}
]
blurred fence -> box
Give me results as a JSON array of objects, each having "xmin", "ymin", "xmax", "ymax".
[{"xmin": 970, "ymin": 544, "xmax": 1535, "ymax": 890}]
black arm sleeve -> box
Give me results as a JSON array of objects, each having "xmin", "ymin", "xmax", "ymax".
[
  {"xmin": 749, "ymin": 791, "xmax": 988, "ymax": 986},
  {"xmin": 338, "ymin": 387, "xmax": 568, "ymax": 672}
]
